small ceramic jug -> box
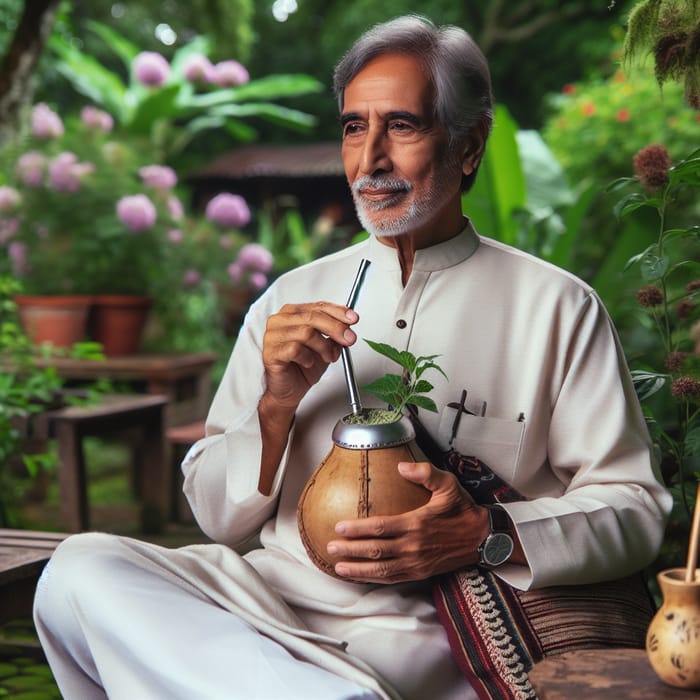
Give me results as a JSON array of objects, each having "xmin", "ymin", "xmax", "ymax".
[
  {"xmin": 646, "ymin": 567, "xmax": 700, "ymax": 689},
  {"xmin": 297, "ymin": 411, "xmax": 431, "ymax": 578}
]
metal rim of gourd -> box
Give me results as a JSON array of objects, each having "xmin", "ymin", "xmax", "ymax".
[{"xmin": 331, "ymin": 411, "xmax": 415, "ymax": 450}]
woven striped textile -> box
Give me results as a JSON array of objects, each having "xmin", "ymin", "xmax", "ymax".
[{"xmin": 408, "ymin": 407, "xmax": 654, "ymax": 700}]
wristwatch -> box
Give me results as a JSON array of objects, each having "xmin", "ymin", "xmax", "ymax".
[{"xmin": 477, "ymin": 505, "xmax": 514, "ymax": 568}]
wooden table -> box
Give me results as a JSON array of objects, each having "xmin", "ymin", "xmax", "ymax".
[
  {"xmin": 34, "ymin": 394, "xmax": 169, "ymax": 533},
  {"xmin": 0, "ymin": 529, "xmax": 66, "ymax": 623},
  {"xmin": 36, "ymin": 352, "xmax": 217, "ymax": 426},
  {"xmin": 529, "ymin": 648, "xmax": 700, "ymax": 699}
]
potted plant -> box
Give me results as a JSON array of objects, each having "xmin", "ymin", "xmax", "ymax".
[{"xmin": 297, "ymin": 340, "xmax": 447, "ymax": 577}]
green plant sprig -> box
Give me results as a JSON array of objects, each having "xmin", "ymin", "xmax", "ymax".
[{"xmin": 361, "ymin": 339, "xmax": 447, "ymax": 421}]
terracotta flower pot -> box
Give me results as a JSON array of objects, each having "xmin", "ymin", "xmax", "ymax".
[
  {"xmin": 297, "ymin": 411, "xmax": 431, "ymax": 578},
  {"xmin": 89, "ymin": 294, "xmax": 151, "ymax": 356},
  {"xmin": 14, "ymin": 294, "xmax": 92, "ymax": 349}
]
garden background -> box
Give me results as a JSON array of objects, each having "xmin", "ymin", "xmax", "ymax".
[{"xmin": 1, "ymin": 0, "xmax": 700, "ymax": 608}]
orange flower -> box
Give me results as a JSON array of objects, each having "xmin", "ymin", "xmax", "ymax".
[
  {"xmin": 616, "ymin": 109, "xmax": 631, "ymax": 122},
  {"xmin": 581, "ymin": 103, "xmax": 596, "ymax": 117},
  {"xmin": 562, "ymin": 83, "xmax": 576, "ymax": 95}
]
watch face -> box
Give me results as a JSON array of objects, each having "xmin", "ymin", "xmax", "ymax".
[{"xmin": 483, "ymin": 533, "xmax": 514, "ymax": 567}]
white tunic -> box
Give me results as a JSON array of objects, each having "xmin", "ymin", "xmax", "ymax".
[{"xmin": 181, "ymin": 223, "xmax": 671, "ymax": 699}]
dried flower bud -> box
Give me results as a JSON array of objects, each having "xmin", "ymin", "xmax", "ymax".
[
  {"xmin": 675, "ymin": 300, "xmax": 694, "ymax": 318},
  {"xmin": 636, "ymin": 284, "xmax": 664, "ymax": 307},
  {"xmin": 686, "ymin": 280, "xmax": 700, "ymax": 292},
  {"xmin": 633, "ymin": 144, "xmax": 672, "ymax": 190},
  {"xmin": 671, "ymin": 376, "xmax": 700, "ymax": 400},
  {"xmin": 665, "ymin": 352, "xmax": 689, "ymax": 373}
]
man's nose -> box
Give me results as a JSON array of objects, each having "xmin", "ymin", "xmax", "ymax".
[{"xmin": 359, "ymin": 129, "xmax": 391, "ymax": 175}]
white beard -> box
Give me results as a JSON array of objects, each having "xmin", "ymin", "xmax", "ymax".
[{"xmin": 351, "ymin": 160, "xmax": 462, "ymax": 238}]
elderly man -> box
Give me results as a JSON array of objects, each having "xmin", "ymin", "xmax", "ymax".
[{"xmin": 34, "ymin": 15, "xmax": 671, "ymax": 700}]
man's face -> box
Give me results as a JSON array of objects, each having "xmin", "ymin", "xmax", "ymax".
[{"xmin": 340, "ymin": 52, "xmax": 467, "ymax": 240}]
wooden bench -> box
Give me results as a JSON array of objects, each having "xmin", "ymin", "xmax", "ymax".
[
  {"xmin": 0, "ymin": 529, "xmax": 67, "ymax": 624},
  {"xmin": 31, "ymin": 394, "xmax": 169, "ymax": 533}
]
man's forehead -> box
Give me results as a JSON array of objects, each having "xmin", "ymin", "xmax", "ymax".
[{"xmin": 342, "ymin": 52, "xmax": 435, "ymax": 114}]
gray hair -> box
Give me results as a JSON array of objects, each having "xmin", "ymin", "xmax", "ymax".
[{"xmin": 333, "ymin": 15, "xmax": 493, "ymax": 191}]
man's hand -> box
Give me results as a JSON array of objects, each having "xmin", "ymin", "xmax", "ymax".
[
  {"xmin": 326, "ymin": 462, "xmax": 491, "ymax": 583},
  {"xmin": 257, "ymin": 301, "xmax": 358, "ymax": 495},
  {"xmin": 262, "ymin": 301, "xmax": 359, "ymax": 410}
]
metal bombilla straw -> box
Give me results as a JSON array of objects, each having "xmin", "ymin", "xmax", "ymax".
[{"xmin": 341, "ymin": 258, "xmax": 371, "ymax": 415}]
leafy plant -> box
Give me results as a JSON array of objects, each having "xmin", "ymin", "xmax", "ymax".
[
  {"xmin": 0, "ymin": 275, "xmax": 109, "ymax": 525},
  {"xmin": 49, "ymin": 20, "xmax": 324, "ymax": 166},
  {"xmin": 361, "ymin": 339, "xmax": 448, "ymax": 422},
  {"xmin": 622, "ymin": 0, "xmax": 700, "ymax": 109},
  {"xmin": 608, "ymin": 144, "xmax": 700, "ymax": 525}
]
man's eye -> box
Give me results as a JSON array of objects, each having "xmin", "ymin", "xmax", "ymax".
[
  {"xmin": 343, "ymin": 123, "xmax": 363, "ymax": 137},
  {"xmin": 390, "ymin": 121, "xmax": 412, "ymax": 132}
]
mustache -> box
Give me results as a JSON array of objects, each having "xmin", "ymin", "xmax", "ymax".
[{"xmin": 351, "ymin": 176, "xmax": 413, "ymax": 194}]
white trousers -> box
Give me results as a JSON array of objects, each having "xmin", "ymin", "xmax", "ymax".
[{"xmin": 33, "ymin": 534, "xmax": 382, "ymax": 700}]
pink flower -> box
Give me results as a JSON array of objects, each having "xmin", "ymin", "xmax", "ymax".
[
  {"xmin": 80, "ymin": 106, "xmax": 114, "ymax": 132},
  {"xmin": 133, "ymin": 51, "xmax": 170, "ymax": 87},
  {"xmin": 31, "ymin": 103, "xmax": 64, "ymax": 139},
  {"xmin": 16, "ymin": 151, "xmax": 46, "ymax": 186},
  {"xmin": 0, "ymin": 217, "xmax": 20, "ymax": 245},
  {"xmin": 116, "ymin": 194, "xmax": 157, "ymax": 232},
  {"xmin": 249, "ymin": 271, "xmax": 268, "ymax": 291},
  {"xmin": 183, "ymin": 53, "xmax": 215, "ymax": 83},
  {"xmin": 183, "ymin": 268, "xmax": 201, "ymax": 287},
  {"xmin": 227, "ymin": 261, "xmax": 243, "ymax": 282},
  {"xmin": 139, "ymin": 165, "xmax": 177, "ymax": 190},
  {"xmin": 8, "ymin": 241, "xmax": 27, "ymax": 274},
  {"xmin": 49, "ymin": 152, "xmax": 95, "ymax": 192},
  {"xmin": 0, "ymin": 186, "xmax": 21, "ymax": 212},
  {"xmin": 167, "ymin": 195, "xmax": 184, "ymax": 221},
  {"xmin": 212, "ymin": 60, "xmax": 249, "ymax": 87},
  {"xmin": 205, "ymin": 193, "xmax": 251, "ymax": 228},
  {"xmin": 167, "ymin": 228, "xmax": 184, "ymax": 244},
  {"xmin": 237, "ymin": 242, "xmax": 274, "ymax": 273}
]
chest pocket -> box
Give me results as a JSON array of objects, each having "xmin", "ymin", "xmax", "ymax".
[{"xmin": 437, "ymin": 408, "xmax": 525, "ymax": 484}]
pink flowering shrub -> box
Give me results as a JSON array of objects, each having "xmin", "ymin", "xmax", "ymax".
[{"xmin": 0, "ymin": 103, "xmax": 258, "ymax": 301}]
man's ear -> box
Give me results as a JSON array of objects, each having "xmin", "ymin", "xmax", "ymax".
[{"xmin": 461, "ymin": 119, "xmax": 490, "ymax": 175}]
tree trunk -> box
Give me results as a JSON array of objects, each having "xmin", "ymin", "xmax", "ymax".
[{"xmin": 0, "ymin": 0, "xmax": 60, "ymax": 145}]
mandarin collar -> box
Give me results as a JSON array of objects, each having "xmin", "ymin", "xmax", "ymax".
[{"xmin": 366, "ymin": 219, "xmax": 480, "ymax": 272}]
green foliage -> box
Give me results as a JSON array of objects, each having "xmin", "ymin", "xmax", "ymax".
[
  {"xmin": 611, "ymin": 145, "xmax": 700, "ymax": 522},
  {"xmin": 543, "ymin": 64, "xmax": 700, "ymax": 185},
  {"xmin": 48, "ymin": 20, "xmax": 324, "ymax": 166},
  {"xmin": 362, "ymin": 339, "xmax": 447, "ymax": 421},
  {"xmin": 462, "ymin": 105, "xmax": 527, "ymax": 248},
  {"xmin": 0, "ymin": 277, "xmax": 60, "ymax": 525}
]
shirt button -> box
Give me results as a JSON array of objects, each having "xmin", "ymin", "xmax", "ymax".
[{"xmin": 396, "ymin": 319, "xmax": 407, "ymax": 329}]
